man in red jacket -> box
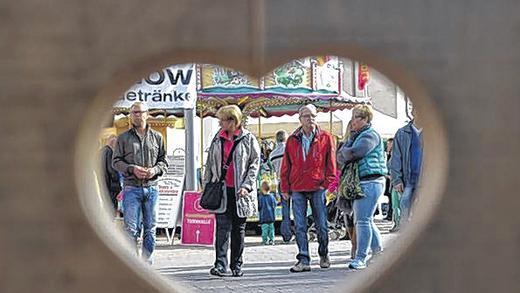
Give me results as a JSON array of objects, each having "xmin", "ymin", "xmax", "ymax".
[{"xmin": 280, "ymin": 104, "xmax": 337, "ymax": 272}]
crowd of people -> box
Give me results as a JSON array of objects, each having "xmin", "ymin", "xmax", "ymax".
[{"xmin": 100, "ymin": 100, "xmax": 423, "ymax": 276}]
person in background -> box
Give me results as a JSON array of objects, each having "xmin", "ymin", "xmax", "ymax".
[
  {"xmin": 386, "ymin": 138, "xmax": 401, "ymax": 232},
  {"xmin": 280, "ymin": 104, "xmax": 337, "ymax": 273},
  {"xmin": 337, "ymin": 105, "xmax": 387, "ymax": 270},
  {"xmin": 269, "ymin": 130, "xmax": 293, "ymax": 243},
  {"xmin": 383, "ymin": 138, "xmax": 394, "ymax": 222},
  {"xmin": 257, "ymin": 143, "xmax": 274, "ymax": 188},
  {"xmin": 389, "ymin": 107, "xmax": 423, "ymax": 226},
  {"xmin": 203, "ymin": 105, "xmax": 261, "ymax": 278},
  {"xmin": 334, "ymin": 121, "xmax": 357, "ymax": 258},
  {"xmin": 112, "ymin": 102, "xmax": 168, "ymax": 265},
  {"xmin": 101, "ymin": 134, "xmax": 122, "ymax": 214},
  {"xmin": 258, "ymin": 181, "xmax": 277, "ymax": 245}
]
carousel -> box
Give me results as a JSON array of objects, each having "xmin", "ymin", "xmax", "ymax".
[{"xmin": 105, "ymin": 56, "xmax": 372, "ymax": 170}]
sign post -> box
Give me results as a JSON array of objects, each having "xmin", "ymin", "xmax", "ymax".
[{"xmin": 184, "ymin": 108, "xmax": 197, "ymax": 191}]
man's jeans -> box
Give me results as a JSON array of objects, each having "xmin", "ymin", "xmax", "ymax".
[
  {"xmin": 292, "ymin": 189, "xmax": 329, "ymax": 265},
  {"xmin": 280, "ymin": 190, "xmax": 293, "ymax": 242},
  {"xmin": 400, "ymin": 186, "xmax": 416, "ymax": 223},
  {"xmin": 123, "ymin": 186, "xmax": 159, "ymax": 263},
  {"xmin": 353, "ymin": 178, "xmax": 385, "ymax": 262}
]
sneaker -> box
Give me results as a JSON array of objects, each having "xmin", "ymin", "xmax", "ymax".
[
  {"xmin": 231, "ymin": 268, "xmax": 243, "ymax": 277},
  {"xmin": 270, "ymin": 240, "xmax": 276, "ymax": 245},
  {"xmin": 289, "ymin": 262, "xmax": 311, "ymax": 273},
  {"xmin": 283, "ymin": 235, "xmax": 295, "ymax": 243},
  {"xmin": 144, "ymin": 258, "xmax": 154, "ymax": 265},
  {"xmin": 209, "ymin": 266, "xmax": 226, "ymax": 277},
  {"xmin": 319, "ymin": 255, "xmax": 331, "ymax": 268},
  {"xmin": 372, "ymin": 247, "xmax": 384, "ymax": 256},
  {"xmin": 389, "ymin": 225, "xmax": 400, "ymax": 233},
  {"xmin": 348, "ymin": 259, "xmax": 367, "ymax": 270}
]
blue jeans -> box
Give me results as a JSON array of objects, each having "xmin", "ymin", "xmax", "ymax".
[
  {"xmin": 400, "ymin": 186, "xmax": 416, "ymax": 223},
  {"xmin": 353, "ymin": 178, "xmax": 385, "ymax": 262},
  {"xmin": 123, "ymin": 186, "xmax": 159, "ymax": 263},
  {"xmin": 292, "ymin": 189, "xmax": 329, "ymax": 265},
  {"xmin": 280, "ymin": 189, "xmax": 293, "ymax": 242}
]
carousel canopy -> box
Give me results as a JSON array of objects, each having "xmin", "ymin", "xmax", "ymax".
[{"xmin": 113, "ymin": 56, "xmax": 371, "ymax": 118}]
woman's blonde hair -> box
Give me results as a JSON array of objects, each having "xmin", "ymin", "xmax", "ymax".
[
  {"xmin": 352, "ymin": 104, "xmax": 374, "ymax": 123},
  {"xmin": 216, "ymin": 105, "xmax": 243, "ymax": 126}
]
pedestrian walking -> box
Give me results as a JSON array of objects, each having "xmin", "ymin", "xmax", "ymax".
[
  {"xmin": 337, "ymin": 105, "xmax": 387, "ymax": 270},
  {"xmin": 100, "ymin": 134, "xmax": 122, "ymax": 214},
  {"xmin": 280, "ymin": 104, "xmax": 337, "ymax": 273},
  {"xmin": 258, "ymin": 181, "xmax": 277, "ymax": 245},
  {"xmin": 203, "ymin": 105, "xmax": 261, "ymax": 277},
  {"xmin": 385, "ymin": 138, "xmax": 402, "ymax": 232},
  {"xmin": 389, "ymin": 107, "xmax": 423, "ymax": 226},
  {"xmin": 112, "ymin": 102, "xmax": 168, "ymax": 264},
  {"xmin": 269, "ymin": 130, "xmax": 293, "ymax": 242},
  {"xmin": 383, "ymin": 138, "xmax": 394, "ymax": 222},
  {"xmin": 334, "ymin": 121, "xmax": 357, "ymax": 258}
]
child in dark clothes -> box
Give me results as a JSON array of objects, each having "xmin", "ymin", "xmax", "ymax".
[{"xmin": 258, "ymin": 181, "xmax": 277, "ymax": 245}]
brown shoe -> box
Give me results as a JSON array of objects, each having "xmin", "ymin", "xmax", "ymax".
[
  {"xmin": 290, "ymin": 262, "xmax": 311, "ymax": 273},
  {"xmin": 320, "ymin": 255, "xmax": 331, "ymax": 268}
]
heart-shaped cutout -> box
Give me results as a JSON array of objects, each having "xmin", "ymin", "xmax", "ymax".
[{"xmin": 76, "ymin": 52, "xmax": 448, "ymax": 293}]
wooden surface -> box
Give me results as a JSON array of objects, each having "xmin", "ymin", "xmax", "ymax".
[{"xmin": 1, "ymin": 1, "xmax": 519, "ymax": 292}]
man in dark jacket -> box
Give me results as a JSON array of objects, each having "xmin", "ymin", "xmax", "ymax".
[
  {"xmin": 101, "ymin": 134, "xmax": 122, "ymax": 213},
  {"xmin": 113, "ymin": 102, "xmax": 168, "ymax": 264},
  {"xmin": 280, "ymin": 104, "xmax": 337, "ymax": 273},
  {"xmin": 389, "ymin": 107, "xmax": 423, "ymax": 226}
]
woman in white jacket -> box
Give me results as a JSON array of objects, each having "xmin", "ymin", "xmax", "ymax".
[{"xmin": 203, "ymin": 105, "xmax": 261, "ymax": 277}]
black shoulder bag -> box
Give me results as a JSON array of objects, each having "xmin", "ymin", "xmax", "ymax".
[{"xmin": 200, "ymin": 137, "xmax": 243, "ymax": 210}]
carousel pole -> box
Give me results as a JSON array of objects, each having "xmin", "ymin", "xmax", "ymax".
[
  {"xmin": 199, "ymin": 108, "xmax": 204, "ymax": 185},
  {"xmin": 329, "ymin": 99, "xmax": 333, "ymax": 133},
  {"xmin": 258, "ymin": 116, "xmax": 262, "ymax": 139}
]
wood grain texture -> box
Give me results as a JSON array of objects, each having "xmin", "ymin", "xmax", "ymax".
[{"xmin": 1, "ymin": 0, "xmax": 519, "ymax": 292}]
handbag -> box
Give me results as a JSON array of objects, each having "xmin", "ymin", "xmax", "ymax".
[
  {"xmin": 200, "ymin": 181, "xmax": 225, "ymax": 210},
  {"xmin": 338, "ymin": 161, "xmax": 365, "ymax": 200},
  {"xmin": 200, "ymin": 137, "xmax": 243, "ymax": 210}
]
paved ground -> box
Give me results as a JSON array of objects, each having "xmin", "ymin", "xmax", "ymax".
[{"xmin": 152, "ymin": 219, "xmax": 397, "ymax": 292}]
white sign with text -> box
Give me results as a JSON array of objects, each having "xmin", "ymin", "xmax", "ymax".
[
  {"xmin": 114, "ymin": 64, "xmax": 197, "ymax": 109},
  {"xmin": 156, "ymin": 129, "xmax": 186, "ymax": 229}
]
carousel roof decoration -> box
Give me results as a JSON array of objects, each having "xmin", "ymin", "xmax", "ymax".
[
  {"xmin": 197, "ymin": 56, "xmax": 370, "ymax": 119},
  {"xmin": 113, "ymin": 56, "xmax": 371, "ymax": 118}
]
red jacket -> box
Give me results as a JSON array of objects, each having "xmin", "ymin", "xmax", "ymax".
[{"xmin": 280, "ymin": 126, "xmax": 337, "ymax": 193}]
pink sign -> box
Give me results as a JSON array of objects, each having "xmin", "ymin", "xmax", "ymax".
[{"xmin": 181, "ymin": 191, "xmax": 215, "ymax": 246}]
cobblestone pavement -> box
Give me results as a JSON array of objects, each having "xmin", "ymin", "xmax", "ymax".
[{"xmin": 153, "ymin": 220, "xmax": 396, "ymax": 293}]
